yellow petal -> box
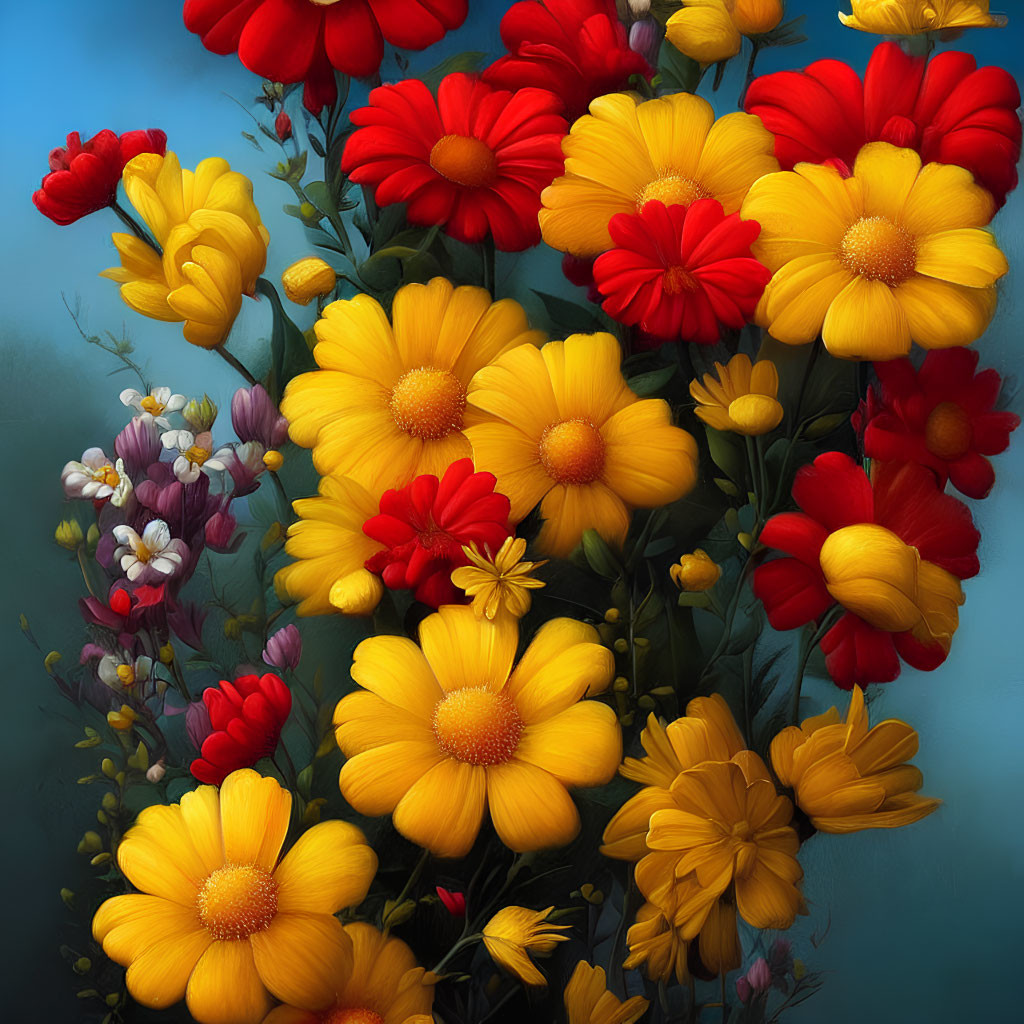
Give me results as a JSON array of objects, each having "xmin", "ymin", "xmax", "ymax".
[
  {"xmin": 486, "ymin": 760, "xmax": 581, "ymax": 852},
  {"xmin": 350, "ymin": 634, "xmax": 443, "ymax": 720},
  {"xmin": 822, "ymin": 275, "xmax": 910, "ymax": 360},
  {"xmin": 178, "ymin": 785, "xmax": 224, "ymax": 876},
  {"xmin": 854, "ymin": 142, "xmax": 921, "ymax": 220},
  {"xmin": 418, "ymin": 604, "xmax": 518, "ymax": 693},
  {"xmin": 536, "ymin": 482, "xmax": 631, "ymax": 558},
  {"xmin": 542, "ymin": 333, "xmax": 633, "ymax": 425},
  {"xmin": 914, "ymin": 229, "xmax": 1008, "ymax": 288},
  {"xmin": 392, "ymin": 758, "xmax": 487, "ymax": 858},
  {"xmin": 515, "ymin": 701, "xmax": 621, "ymax": 786},
  {"xmin": 760, "ymin": 255, "xmax": 853, "ymax": 345},
  {"xmin": 338, "ymin": 739, "xmax": 444, "ymax": 816},
  {"xmin": 893, "ymin": 277, "xmax": 995, "ymax": 349},
  {"xmin": 900, "ymin": 160, "xmax": 996, "ymax": 235},
  {"xmin": 462, "ymin": 420, "xmax": 551, "ymax": 521},
  {"xmin": 219, "ymin": 770, "xmax": 291, "ymax": 872},
  {"xmin": 697, "ymin": 111, "xmax": 779, "ymax": 214},
  {"xmin": 124, "ymin": 928, "xmax": 213, "ymax": 1011},
  {"xmin": 333, "ymin": 690, "xmax": 437, "ymax": 755},
  {"xmin": 94, "ymin": 894, "xmax": 203, "ymax": 965},
  {"xmin": 185, "ymin": 939, "xmax": 272, "ymax": 1024}
]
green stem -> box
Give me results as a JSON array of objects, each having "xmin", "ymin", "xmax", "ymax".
[
  {"xmin": 430, "ymin": 933, "xmax": 482, "ymax": 975},
  {"xmin": 215, "ymin": 344, "xmax": 259, "ymax": 387},
  {"xmin": 481, "ymin": 235, "xmax": 497, "ymax": 296},
  {"xmin": 738, "ymin": 40, "xmax": 762, "ymax": 109},
  {"xmin": 789, "ymin": 609, "xmax": 841, "ymax": 723},
  {"xmin": 111, "ymin": 199, "xmax": 161, "ymax": 254},
  {"xmin": 391, "ymin": 848, "xmax": 430, "ymax": 918}
]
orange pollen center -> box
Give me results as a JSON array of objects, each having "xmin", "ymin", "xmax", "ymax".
[
  {"xmin": 638, "ymin": 174, "xmax": 711, "ymax": 211},
  {"xmin": 838, "ymin": 216, "xmax": 917, "ymax": 285},
  {"xmin": 539, "ymin": 419, "xmax": 606, "ymax": 485},
  {"xmin": 429, "ymin": 134, "xmax": 498, "ymax": 188},
  {"xmin": 92, "ymin": 464, "xmax": 120, "ymax": 487},
  {"xmin": 663, "ymin": 265, "xmax": 698, "ymax": 295},
  {"xmin": 389, "ymin": 367, "xmax": 467, "ymax": 440},
  {"xmin": 322, "ymin": 1010, "xmax": 385, "ymax": 1024},
  {"xmin": 925, "ymin": 401, "xmax": 972, "ymax": 460},
  {"xmin": 139, "ymin": 396, "xmax": 164, "ymax": 415},
  {"xmin": 184, "ymin": 445, "xmax": 211, "ymax": 467},
  {"xmin": 432, "ymin": 686, "xmax": 523, "ymax": 766},
  {"xmin": 197, "ymin": 864, "xmax": 278, "ymax": 940},
  {"xmin": 134, "ymin": 540, "xmax": 152, "ymax": 563}
]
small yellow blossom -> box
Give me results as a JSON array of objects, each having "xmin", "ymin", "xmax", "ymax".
[
  {"xmin": 482, "ymin": 905, "xmax": 570, "ymax": 986},
  {"xmin": 55, "ymin": 520, "xmax": 84, "ymax": 550},
  {"xmin": 840, "ymin": 0, "xmax": 1007, "ymax": 35},
  {"xmin": 263, "ymin": 449, "xmax": 284, "ymax": 471},
  {"xmin": 667, "ymin": 1, "xmax": 785, "ymax": 65},
  {"xmin": 107, "ymin": 705, "xmax": 138, "ymax": 732},
  {"xmin": 281, "ymin": 257, "xmax": 337, "ymax": 305},
  {"xmin": 670, "ymin": 550, "xmax": 721, "ymax": 592},
  {"xmin": 564, "ymin": 960, "xmax": 649, "ymax": 1024},
  {"xmin": 690, "ymin": 354, "xmax": 784, "ymax": 436},
  {"xmin": 450, "ymin": 537, "xmax": 547, "ymax": 620}
]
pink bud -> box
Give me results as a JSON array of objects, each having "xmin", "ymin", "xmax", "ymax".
[
  {"xmin": 185, "ymin": 700, "xmax": 212, "ymax": 751},
  {"xmin": 263, "ymin": 624, "xmax": 302, "ymax": 671},
  {"xmin": 275, "ymin": 111, "xmax": 292, "ymax": 142},
  {"xmin": 436, "ymin": 886, "xmax": 467, "ymax": 917},
  {"xmin": 628, "ymin": 17, "xmax": 660, "ymax": 66},
  {"xmin": 736, "ymin": 976, "xmax": 752, "ymax": 1003},
  {"xmin": 205, "ymin": 510, "xmax": 237, "ymax": 553},
  {"xmin": 747, "ymin": 957, "xmax": 772, "ymax": 993}
]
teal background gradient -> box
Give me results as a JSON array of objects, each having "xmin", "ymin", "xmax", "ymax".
[{"xmin": 0, "ymin": 1, "xmax": 1020, "ymax": 1019}]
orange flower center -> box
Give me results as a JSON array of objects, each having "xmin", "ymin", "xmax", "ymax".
[
  {"xmin": 432, "ymin": 686, "xmax": 523, "ymax": 766},
  {"xmin": 115, "ymin": 664, "xmax": 136, "ymax": 686},
  {"xmin": 322, "ymin": 1010, "xmax": 385, "ymax": 1024},
  {"xmin": 539, "ymin": 419, "xmax": 605, "ymax": 485},
  {"xmin": 838, "ymin": 216, "xmax": 917, "ymax": 285},
  {"xmin": 139, "ymin": 395, "xmax": 165, "ymax": 415},
  {"xmin": 92, "ymin": 464, "xmax": 121, "ymax": 488},
  {"xmin": 429, "ymin": 134, "xmax": 498, "ymax": 188},
  {"xmin": 638, "ymin": 174, "xmax": 711, "ymax": 211},
  {"xmin": 389, "ymin": 367, "xmax": 467, "ymax": 440},
  {"xmin": 197, "ymin": 864, "xmax": 278, "ymax": 940},
  {"xmin": 663, "ymin": 265, "xmax": 698, "ymax": 295},
  {"xmin": 924, "ymin": 401, "xmax": 972, "ymax": 460},
  {"xmin": 184, "ymin": 445, "xmax": 211, "ymax": 467}
]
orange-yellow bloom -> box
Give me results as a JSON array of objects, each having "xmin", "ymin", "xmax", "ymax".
[
  {"xmin": 670, "ymin": 550, "xmax": 722, "ymax": 592},
  {"xmin": 840, "ymin": 0, "xmax": 1007, "ymax": 34},
  {"xmin": 564, "ymin": 960, "xmax": 650, "ymax": 1024},
  {"xmin": 624, "ymin": 898, "xmax": 690, "ymax": 984},
  {"xmin": 690, "ymin": 354, "xmax": 784, "ymax": 436},
  {"xmin": 482, "ymin": 905, "xmax": 570, "ymax": 986},
  {"xmin": 450, "ymin": 536, "xmax": 547, "ymax": 620},
  {"xmin": 667, "ymin": 1, "xmax": 784, "ymax": 65}
]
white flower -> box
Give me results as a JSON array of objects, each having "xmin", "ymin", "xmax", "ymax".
[
  {"xmin": 109, "ymin": 458, "xmax": 134, "ymax": 508},
  {"xmin": 62, "ymin": 448, "xmax": 124, "ymax": 501},
  {"xmin": 120, "ymin": 386, "xmax": 186, "ymax": 429},
  {"xmin": 162, "ymin": 429, "xmax": 230, "ymax": 484},
  {"xmin": 97, "ymin": 652, "xmax": 153, "ymax": 690},
  {"xmin": 112, "ymin": 521, "xmax": 186, "ymax": 582}
]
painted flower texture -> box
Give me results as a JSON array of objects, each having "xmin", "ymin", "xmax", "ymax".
[{"xmin": 33, "ymin": 3, "xmax": 1020, "ymax": 1024}]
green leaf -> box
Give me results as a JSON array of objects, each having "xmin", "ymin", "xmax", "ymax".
[
  {"xmin": 302, "ymin": 180, "xmax": 339, "ymax": 222},
  {"xmin": 257, "ymin": 278, "xmax": 316, "ymax": 403},
  {"xmin": 677, "ymin": 591, "xmax": 711, "ymax": 609},
  {"xmin": 705, "ymin": 425, "xmax": 744, "ymax": 483},
  {"xmin": 532, "ymin": 290, "xmax": 605, "ymax": 337},
  {"xmin": 580, "ymin": 529, "xmax": 623, "ymax": 581},
  {"xmin": 758, "ymin": 15, "xmax": 809, "ymax": 48},
  {"xmin": 420, "ymin": 51, "xmax": 488, "ymax": 94},
  {"xmin": 657, "ymin": 38, "xmax": 700, "ymax": 94},
  {"xmin": 805, "ymin": 411, "xmax": 849, "ymax": 439},
  {"xmin": 627, "ymin": 364, "xmax": 676, "ymax": 397}
]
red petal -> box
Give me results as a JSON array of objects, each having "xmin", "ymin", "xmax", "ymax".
[
  {"xmin": 820, "ymin": 612, "xmax": 901, "ymax": 690},
  {"xmin": 753, "ymin": 559, "xmax": 834, "ymax": 632},
  {"xmin": 791, "ymin": 452, "xmax": 875, "ymax": 532}
]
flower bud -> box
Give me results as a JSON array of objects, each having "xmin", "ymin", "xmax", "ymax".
[
  {"xmin": 732, "ymin": 0, "xmax": 784, "ymax": 36},
  {"xmin": 107, "ymin": 705, "xmax": 137, "ymax": 731},
  {"xmin": 73, "ymin": 957, "xmax": 91, "ymax": 974},
  {"xmin": 628, "ymin": 17, "xmax": 660, "ymax": 65},
  {"xmin": 613, "ymin": 638, "xmax": 629, "ymax": 654},
  {"xmin": 746, "ymin": 956, "xmax": 772, "ymax": 992},
  {"xmin": 382, "ymin": 898, "xmax": 417, "ymax": 929},
  {"xmin": 299, "ymin": 201, "xmax": 317, "ymax": 220},
  {"xmin": 231, "ymin": 384, "xmax": 289, "ymax": 449},
  {"xmin": 667, "ymin": 1, "xmax": 741, "ymax": 64},
  {"xmin": 282, "ymin": 257, "xmax": 337, "ymax": 306},
  {"xmin": 263, "ymin": 449, "xmax": 284, "ymax": 471},
  {"xmin": 670, "ymin": 549, "xmax": 721, "ymax": 592},
  {"xmin": 44, "ymin": 650, "xmax": 63, "ymax": 675},
  {"xmin": 436, "ymin": 886, "xmax": 467, "ymax": 917},
  {"xmin": 275, "ymin": 111, "xmax": 292, "ymax": 142},
  {"xmin": 186, "ymin": 700, "xmax": 213, "ymax": 751},
  {"xmin": 60, "ymin": 887, "xmax": 76, "ymax": 908},
  {"xmin": 146, "ymin": 760, "xmax": 166, "ymax": 784},
  {"xmin": 263, "ymin": 623, "xmax": 302, "ymax": 671},
  {"xmin": 604, "ymin": 607, "xmax": 620, "ymax": 623},
  {"xmin": 159, "ymin": 642, "xmax": 175, "ymax": 664},
  {"xmin": 182, "ymin": 394, "xmax": 218, "ymax": 432},
  {"xmin": 100, "ymin": 757, "xmax": 117, "ymax": 778},
  {"xmin": 205, "ymin": 510, "xmax": 237, "ymax": 553},
  {"xmin": 55, "ymin": 520, "xmax": 83, "ymax": 550},
  {"xmin": 115, "ymin": 416, "xmax": 162, "ymax": 478},
  {"xmin": 77, "ymin": 831, "xmax": 103, "ymax": 855}
]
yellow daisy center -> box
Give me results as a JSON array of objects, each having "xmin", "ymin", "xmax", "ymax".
[
  {"xmin": 432, "ymin": 686, "xmax": 523, "ymax": 766},
  {"xmin": 429, "ymin": 134, "xmax": 498, "ymax": 188},
  {"xmin": 322, "ymin": 1010, "xmax": 384, "ymax": 1024},
  {"xmin": 92, "ymin": 464, "xmax": 120, "ymax": 488},
  {"xmin": 539, "ymin": 419, "xmax": 606, "ymax": 485},
  {"xmin": 638, "ymin": 174, "xmax": 711, "ymax": 211},
  {"xmin": 197, "ymin": 864, "xmax": 278, "ymax": 940},
  {"xmin": 184, "ymin": 445, "xmax": 211, "ymax": 467},
  {"xmin": 139, "ymin": 395, "xmax": 165, "ymax": 415},
  {"xmin": 838, "ymin": 216, "xmax": 917, "ymax": 285},
  {"xmin": 924, "ymin": 401, "xmax": 972, "ymax": 460},
  {"xmin": 389, "ymin": 367, "xmax": 467, "ymax": 440},
  {"xmin": 116, "ymin": 664, "xmax": 136, "ymax": 686},
  {"xmin": 134, "ymin": 540, "xmax": 153, "ymax": 563},
  {"xmin": 663, "ymin": 265, "xmax": 698, "ymax": 295}
]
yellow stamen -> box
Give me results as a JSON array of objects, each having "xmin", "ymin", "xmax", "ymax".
[
  {"xmin": 429, "ymin": 134, "xmax": 498, "ymax": 188},
  {"xmin": 838, "ymin": 216, "xmax": 917, "ymax": 285},
  {"xmin": 184, "ymin": 445, "xmax": 211, "ymax": 467},
  {"xmin": 115, "ymin": 664, "xmax": 136, "ymax": 687},
  {"xmin": 92, "ymin": 465, "xmax": 120, "ymax": 488},
  {"xmin": 389, "ymin": 367, "xmax": 467, "ymax": 440},
  {"xmin": 139, "ymin": 395, "xmax": 164, "ymax": 416},
  {"xmin": 134, "ymin": 540, "xmax": 152, "ymax": 563},
  {"xmin": 638, "ymin": 174, "xmax": 710, "ymax": 211},
  {"xmin": 924, "ymin": 402, "xmax": 972, "ymax": 460},
  {"xmin": 433, "ymin": 687, "xmax": 523, "ymax": 766},
  {"xmin": 663, "ymin": 265, "xmax": 698, "ymax": 295},
  {"xmin": 539, "ymin": 419, "xmax": 606, "ymax": 485},
  {"xmin": 197, "ymin": 865, "xmax": 278, "ymax": 941}
]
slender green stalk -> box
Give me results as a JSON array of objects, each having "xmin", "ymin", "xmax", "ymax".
[
  {"xmin": 111, "ymin": 199, "xmax": 161, "ymax": 253},
  {"xmin": 214, "ymin": 344, "xmax": 259, "ymax": 387}
]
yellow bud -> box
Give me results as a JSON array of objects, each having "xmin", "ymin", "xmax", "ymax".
[
  {"xmin": 224, "ymin": 617, "xmax": 242, "ymax": 640},
  {"xmin": 96, "ymin": 810, "xmax": 108, "ymax": 825},
  {"xmin": 55, "ymin": 519, "xmax": 84, "ymax": 550},
  {"xmin": 44, "ymin": 650, "xmax": 63, "ymax": 676},
  {"xmin": 105, "ymin": 992, "xmax": 120, "ymax": 1007},
  {"xmin": 264, "ymin": 449, "xmax": 285, "ymax": 472},
  {"xmin": 666, "ymin": 0, "xmax": 741, "ymax": 64},
  {"xmin": 91, "ymin": 852, "xmax": 112, "ymax": 867},
  {"xmin": 604, "ymin": 608, "xmax": 620, "ymax": 623},
  {"xmin": 634, "ymin": 636, "xmax": 649, "ymax": 649},
  {"xmin": 183, "ymin": 394, "xmax": 218, "ymax": 432},
  {"xmin": 732, "ymin": 0, "xmax": 784, "ymax": 36},
  {"xmin": 78, "ymin": 831, "xmax": 103, "ymax": 855},
  {"xmin": 159, "ymin": 643, "xmax": 175, "ymax": 664},
  {"xmin": 793, "ymin": 958, "xmax": 806, "ymax": 980},
  {"xmin": 613, "ymin": 676, "xmax": 630, "ymax": 692},
  {"xmin": 637, "ymin": 695, "xmax": 656, "ymax": 711},
  {"xmin": 737, "ymin": 532, "xmax": 753, "ymax": 551},
  {"xmin": 19, "ymin": 613, "xmax": 29, "ymax": 632},
  {"xmin": 262, "ymin": 522, "xmax": 286, "ymax": 551},
  {"xmin": 613, "ymin": 638, "xmax": 629, "ymax": 654},
  {"xmin": 100, "ymin": 758, "xmax": 117, "ymax": 779},
  {"xmin": 670, "ymin": 549, "xmax": 722, "ymax": 592},
  {"xmin": 115, "ymin": 664, "xmax": 135, "ymax": 687},
  {"xmin": 299, "ymin": 201, "xmax": 317, "ymax": 220},
  {"xmin": 77, "ymin": 775, "xmax": 98, "ymax": 784},
  {"xmin": 86, "ymin": 523, "xmax": 100, "ymax": 553},
  {"xmin": 382, "ymin": 898, "xmax": 417, "ymax": 929},
  {"xmin": 73, "ymin": 957, "xmax": 91, "ymax": 974},
  {"xmin": 282, "ymin": 257, "xmax": 337, "ymax": 305},
  {"xmin": 101, "ymin": 792, "xmax": 118, "ymax": 813},
  {"xmin": 301, "ymin": 797, "xmax": 327, "ymax": 828},
  {"xmin": 580, "ymin": 883, "xmax": 604, "ymax": 905},
  {"xmin": 60, "ymin": 888, "xmax": 76, "ymax": 908}
]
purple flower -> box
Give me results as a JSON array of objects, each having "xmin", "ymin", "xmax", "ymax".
[
  {"xmin": 115, "ymin": 416, "xmax": 162, "ymax": 479},
  {"xmin": 629, "ymin": 18, "xmax": 660, "ymax": 66},
  {"xmin": 167, "ymin": 601, "xmax": 207, "ymax": 651},
  {"xmin": 231, "ymin": 385, "xmax": 288, "ymax": 449},
  {"xmin": 263, "ymin": 624, "xmax": 301, "ymax": 671},
  {"xmin": 747, "ymin": 957, "xmax": 772, "ymax": 993},
  {"xmin": 185, "ymin": 700, "xmax": 212, "ymax": 752}
]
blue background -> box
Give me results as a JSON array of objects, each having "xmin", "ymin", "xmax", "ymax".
[{"xmin": 0, "ymin": 1, "xmax": 1020, "ymax": 1020}]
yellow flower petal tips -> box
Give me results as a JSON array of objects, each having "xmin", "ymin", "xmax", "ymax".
[
  {"xmin": 465, "ymin": 333, "xmax": 698, "ymax": 558},
  {"xmin": 667, "ymin": 1, "xmax": 785, "ymax": 65},
  {"xmin": 690, "ymin": 354, "xmax": 784, "ymax": 436},
  {"xmin": 91, "ymin": 770, "xmax": 377, "ymax": 1024},
  {"xmin": 839, "ymin": 0, "xmax": 1008, "ymax": 34},
  {"xmin": 482, "ymin": 906, "xmax": 570, "ymax": 986},
  {"xmin": 333, "ymin": 605, "xmax": 619, "ymax": 858},
  {"xmin": 770, "ymin": 685, "xmax": 941, "ymax": 833},
  {"xmin": 742, "ymin": 142, "xmax": 1008, "ymax": 359},
  {"xmin": 281, "ymin": 277, "xmax": 544, "ymax": 491},
  {"xmin": 450, "ymin": 536, "xmax": 547, "ymax": 620},
  {"xmin": 564, "ymin": 960, "xmax": 650, "ymax": 1024}
]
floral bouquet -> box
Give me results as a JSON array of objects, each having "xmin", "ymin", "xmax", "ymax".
[{"xmin": 31, "ymin": 1, "xmax": 1020, "ymax": 1022}]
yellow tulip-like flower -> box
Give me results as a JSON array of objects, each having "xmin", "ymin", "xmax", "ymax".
[
  {"xmin": 450, "ymin": 536, "xmax": 547, "ymax": 620},
  {"xmin": 670, "ymin": 549, "xmax": 722, "ymax": 592},
  {"xmin": 667, "ymin": 1, "xmax": 785, "ymax": 65},
  {"xmin": 466, "ymin": 333, "xmax": 698, "ymax": 558},
  {"xmin": 107, "ymin": 705, "xmax": 137, "ymax": 732},
  {"xmin": 101, "ymin": 152, "xmax": 270, "ymax": 349},
  {"xmin": 690, "ymin": 354, "xmax": 784, "ymax": 436},
  {"xmin": 281, "ymin": 256, "xmax": 337, "ymax": 305},
  {"xmin": 333, "ymin": 606, "xmax": 619, "ymax": 858},
  {"xmin": 539, "ymin": 91, "xmax": 779, "ymax": 257},
  {"xmin": 564, "ymin": 961, "xmax": 650, "ymax": 1024},
  {"xmin": 839, "ymin": 0, "xmax": 1007, "ymax": 34},
  {"xmin": 742, "ymin": 142, "xmax": 1007, "ymax": 359},
  {"xmin": 281, "ymin": 277, "xmax": 543, "ymax": 491},
  {"xmin": 261, "ymin": 921, "xmax": 434, "ymax": 1024},
  {"xmin": 91, "ymin": 770, "xmax": 377, "ymax": 1024},
  {"xmin": 770, "ymin": 685, "xmax": 941, "ymax": 833},
  {"xmin": 481, "ymin": 906, "xmax": 570, "ymax": 987}
]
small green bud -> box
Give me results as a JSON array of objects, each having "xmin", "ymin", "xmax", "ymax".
[
  {"xmin": 299, "ymin": 201, "xmax": 317, "ymax": 220},
  {"xmin": 101, "ymin": 792, "xmax": 118, "ymax": 813},
  {"xmin": 100, "ymin": 758, "xmax": 117, "ymax": 779},
  {"xmin": 44, "ymin": 650, "xmax": 63, "ymax": 675},
  {"xmin": 637, "ymin": 695, "xmax": 656, "ymax": 711},
  {"xmin": 105, "ymin": 992, "xmax": 120, "ymax": 1007},
  {"xmin": 382, "ymin": 898, "xmax": 417, "ymax": 929},
  {"xmin": 77, "ymin": 832, "xmax": 103, "ymax": 855},
  {"xmin": 96, "ymin": 810, "xmax": 108, "ymax": 826},
  {"xmin": 91, "ymin": 852, "xmax": 112, "ymax": 867},
  {"xmin": 73, "ymin": 957, "xmax": 91, "ymax": 974},
  {"xmin": 182, "ymin": 394, "xmax": 218, "ymax": 432},
  {"xmin": 603, "ymin": 608, "xmax": 620, "ymax": 623},
  {"xmin": 159, "ymin": 642, "xmax": 175, "ymax": 664},
  {"xmin": 633, "ymin": 636, "xmax": 649, "ymax": 649},
  {"xmin": 86, "ymin": 523, "xmax": 100, "ymax": 554},
  {"xmin": 60, "ymin": 888, "xmax": 76, "ymax": 909},
  {"xmin": 613, "ymin": 638, "xmax": 629, "ymax": 654},
  {"xmin": 612, "ymin": 676, "xmax": 630, "ymax": 692}
]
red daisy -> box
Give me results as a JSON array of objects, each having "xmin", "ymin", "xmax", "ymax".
[
  {"xmin": 341, "ymin": 73, "xmax": 567, "ymax": 252},
  {"xmin": 592, "ymin": 199, "xmax": 771, "ymax": 344},
  {"xmin": 482, "ymin": 0, "xmax": 652, "ymax": 122},
  {"xmin": 861, "ymin": 349, "xmax": 1019, "ymax": 501},
  {"xmin": 190, "ymin": 672, "xmax": 292, "ymax": 784},
  {"xmin": 33, "ymin": 129, "xmax": 167, "ymax": 226},
  {"xmin": 753, "ymin": 452, "xmax": 980, "ymax": 690},
  {"xmin": 362, "ymin": 458, "xmax": 513, "ymax": 608},
  {"xmin": 182, "ymin": 0, "xmax": 468, "ymax": 114},
  {"xmin": 745, "ymin": 42, "xmax": 1022, "ymax": 208}
]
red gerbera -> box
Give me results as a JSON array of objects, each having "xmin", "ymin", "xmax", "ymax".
[
  {"xmin": 190, "ymin": 672, "xmax": 292, "ymax": 784},
  {"xmin": 33, "ymin": 129, "xmax": 167, "ymax": 225},
  {"xmin": 482, "ymin": 0, "xmax": 652, "ymax": 122},
  {"xmin": 183, "ymin": 0, "xmax": 468, "ymax": 114},
  {"xmin": 753, "ymin": 452, "xmax": 980, "ymax": 690},
  {"xmin": 362, "ymin": 458, "xmax": 513, "ymax": 608},
  {"xmin": 745, "ymin": 42, "xmax": 1022, "ymax": 208},
  {"xmin": 861, "ymin": 349, "xmax": 1019, "ymax": 501},
  {"xmin": 592, "ymin": 200, "xmax": 771, "ymax": 344},
  {"xmin": 343, "ymin": 73, "xmax": 567, "ymax": 252}
]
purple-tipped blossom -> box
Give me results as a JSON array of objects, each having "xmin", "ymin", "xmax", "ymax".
[
  {"xmin": 263, "ymin": 624, "xmax": 302, "ymax": 671},
  {"xmin": 115, "ymin": 416, "xmax": 162, "ymax": 479},
  {"xmin": 232, "ymin": 384, "xmax": 288, "ymax": 449},
  {"xmin": 135, "ymin": 462, "xmax": 219, "ymax": 542},
  {"xmin": 223, "ymin": 442, "xmax": 267, "ymax": 497},
  {"xmin": 205, "ymin": 510, "xmax": 238, "ymax": 553}
]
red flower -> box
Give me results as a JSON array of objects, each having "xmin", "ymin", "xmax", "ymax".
[
  {"xmin": 191, "ymin": 672, "xmax": 292, "ymax": 785},
  {"xmin": 32, "ymin": 129, "xmax": 167, "ymax": 225},
  {"xmin": 482, "ymin": 0, "xmax": 652, "ymax": 122},
  {"xmin": 275, "ymin": 110, "xmax": 292, "ymax": 142},
  {"xmin": 745, "ymin": 42, "xmax": 1022, "ymax": 208},
  {"xmin": 183, "ymin": 0, "xmax": 468, "ymax": 114},
  {"xmin": 592, "ymin": 200, "xmax": 771, "ymax": 344},
  {"xmin": 862, "ymin": 350, "xmax": 1019, "ymax": 501},
  {"xmin": 753, "ymin": 452, "xmax": 979, "ymax": 690},
  {"xmin": 435, "ymin": 886, "xmax": 467, "ymax": 917},
  {"xmin": 342, "ymin": 73, "xmax": 566, "ymax": 252},
  {"xmin": 362, "ymin": 459, "xmax": 513, "ymax": 608}
]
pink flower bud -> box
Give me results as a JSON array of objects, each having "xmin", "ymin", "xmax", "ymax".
[
  {"xmin": 115, "ymin": 416, "xmax": 162, "ymax": 478},
  {"xmin": 185, "ymin": 700, "xmax": 212, "ymax": 751},
  {"xmin": 231, "ymin": 384, "xmax": 289, "ymax": 449},
  {"xmin": 736, "ymin": 976, "xmax": 752, "ymax": 1003},
  {"xmin": 263, "ymin": 624, "xmax": 302, "ymax": 671},
  {"xmin": 275, "ymin": 111, "xmax": 292, "ymax": 142},
  {"xmin": 205, "ymin": 510, "xmax": 237, "ymax": 553},
  {"xmin": 436, "ymin": 886, "xmax": 466, "ymax": 917},
  {"xmin": 747, "ymin": 957, "xmax": 772, "ymax": 993}
]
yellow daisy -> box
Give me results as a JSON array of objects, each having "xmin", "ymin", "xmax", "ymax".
[
  {"xmin": 742, "ymin": 142, "xmax": 1008, "ymax": 359},
  {"xmin": 689, "ymin": 354, "xmax": 784, "ymax": 436},
  {"xmin": 481, "ymin": 905, "xmax": 571, "ymax": 986},
  {"xmin": 465, "ymin": 333, "xmax": 698, "ymax": 558},
  {"xmin": 539, "ymin": 90, "xmax": 779, "ymax": 257},
  {"xmin": 92, "ymin": 770, "xmax": 377, "ymax": 1024},
  {"xmin": 840, "ymin": 0, "xmax": 1008, "ymax": 34},
  {"xmin": 333, "ymin": 605, "xmax": 619, "ymax": 858},
  {"xmin": 261, "ymin": 921, "xmax": 434, "ymax": 1024},
  {"xmin": 564, "ymin": 961, "xmax": 650, "ymax": 1024},
  {"xmin": 450, "ymin": 536, "xmax": 547, "ymax": 620},
  {"xmin": 281, "ymin": 277, "xmax": 544, "ymax": 490},
  {"xmin": 770, "ymin": 685, "xmax": 941, "ymax": 833}
]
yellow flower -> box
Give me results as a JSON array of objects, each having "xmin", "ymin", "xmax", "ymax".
[
  {"xmin": 465, "ymin": 333, "xmax": 698, "ymax": 558},
  {"xmin": 451, "ymin": 536, "xmax": 547, "ymax": 620},
  {"xmin": 539, "ymin": 91, "xmax": 779, "ymax": 257},
  {"xmin": 261, "ymin": 921, "xmax": 434, "ymax": 1024},
  {"xmin": 91, "ymin": 770, "xmax": 377, "ymax": 1024},
  {"xmin": 333, "ymin": 605, "xmax": 619, "ymax": 858},
  {"xmin": 770, "ymin": 685, "xmax": 941, "ymax": 833},
  {"xmin": 732, "ymin": 0, "xmax": 786, "ymax": 33},
  {"xmin": 689, "ymin": 354, "xmax": 783, "ymax": 436},
  {"xmin": 670, "ymin": 549, "xmax": 722, "ymax": 592},
  {"xmin": 667, "ymin": 1, "xmax": 784, "ymax": 65},
  {"xmin": 281, "ymin": 256, "xmax": 337, "ymax": 305},
  {"xmin": 101, "ymin": 152, "xmax": 270, "ymax": 349},
  {"xmin": 624, "ymin": 899, "xmax": 689, "ymax": 984},
  {"xmin": 564, "ymin": 960, "xmax": 650, "ymax": 1024},
  {"xmin": 281, "ymin": 277, "xmax": 543, "ymax": 491},
  {"xmin": 55, "ymin": 519, "xmax": 84, "ymax": 550},
  {"xmin": 742, "ymin": 142, "xmax": 1007, "ymax": 359},
  {"xmin": 839, "ymin": 0, "xmax": 1007, "ymax": 34},
  {"xmin": 481, "ymin": 905, "xmax": 570, "ymax": 986},
  {"xmin": 107, "ymin": 705, "xmax": 137, "ymax": 732}
]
